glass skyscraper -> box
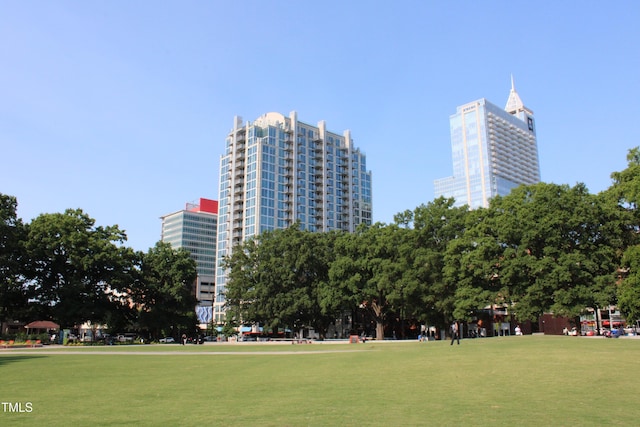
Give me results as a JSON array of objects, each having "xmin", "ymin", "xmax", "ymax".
[
  {"xmin": 160, "ymin": 198, "xmax": 218, "ymax": 324},
  {"xmin": 434, "ymin": 79, "xmax": 540, "ymax": 209},
  {"xmin": 214, "ymin": 111, "xmax": 372, "ymax": 322}
]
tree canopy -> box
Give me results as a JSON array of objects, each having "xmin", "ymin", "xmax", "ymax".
[
  {"xmin": 132, "ymin": 241, "xmax": 198, "ymax": 338},
  {"xmin": 1, "ymin": 201, "xmax": 198, "ymax": 339},
  {"xmin": 24, "ymin": 209, "xmax": 137, "ymax": 328},
  {"xmin": 223, "ymin": 225, "xmax": 337, "ymax": 338},
  {"xmin": 445, "ymin": 183, "xmax": 624, "ymax": 322},
  {"xmin": 0, "ymin": 194, "xmax": 28, "ymax": 324},
  {"xmin": 223, "ymin": 148, "xmax": 640, "ymax": 338},
  {"xmin": 609, "ymin": 148, "xmax": 640, "ymax": 323},
  {"xmin": 4, "ymin": 147, "xmax": 640, "ymax": 340}
]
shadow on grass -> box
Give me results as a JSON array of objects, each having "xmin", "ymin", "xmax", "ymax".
[{"xmin": 0, "ymin": 355, "xmax": 46, "ymax": 367}]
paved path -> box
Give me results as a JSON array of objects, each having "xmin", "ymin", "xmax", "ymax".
[
  {"xmin": 1, "ymin": 350, "xmax": 364, "ymax": 355},
  {"xmin": 0, "ymin": 344, "xmax": 368, "ymax": 356}
]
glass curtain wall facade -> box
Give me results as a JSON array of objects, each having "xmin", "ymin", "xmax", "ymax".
[
  {"xmin": 434, "ymin": 81, "xmax": 540, "ymax": 209},
  {"xmin": 215, "ymin": 111, "xmax": 372, "ymax": 322},
  {"xmin": 160, "ymin": 198, "xmax": 218, "ymax": 324}
]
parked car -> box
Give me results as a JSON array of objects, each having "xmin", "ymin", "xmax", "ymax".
[
  {"xmin": 203, "ymin": 336, "xmax": 216, "ymax": 342},
  {"xmin": 117, "ymin": 334, "xmax": 135, "ymax": 342},
  {"xmin": 563, "ymin": 327, "xmax": 578, "ymax": 336},
  {"xmin": 159, "ymin": 337, "xmax": 175, "ymax": 343},
  {"xmin": 604, "ymin": 328, "xmax": 623, "ymax": 338}
]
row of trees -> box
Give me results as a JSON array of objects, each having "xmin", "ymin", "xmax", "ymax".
[
  {"xmin": 0, "ymin": 196, "xmax": 198, "ymax": 338},
  {"xmin": 4, "ymin": 149, "xmax": 640, "ymax": 340},
  {"xmin": 223, "ymin": 149, "xmax": 640, "ymax": 338}
]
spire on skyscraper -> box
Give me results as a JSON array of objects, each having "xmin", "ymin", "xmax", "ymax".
[{"xmin": 505, "ymin": 74, "xmax": 525, "ymax": 114}]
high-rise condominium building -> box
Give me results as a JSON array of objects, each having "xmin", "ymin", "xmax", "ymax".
[
  {"xmin": 434, "ymin": 79, "xmax": 540, "ymax": 209},
  {"xmin": 214, "ymin": 111, "xmax": 372, "ymax": 322},
  {"xmin": 160, "ymin": 198, "xmax": 218, "ymax": 324}
]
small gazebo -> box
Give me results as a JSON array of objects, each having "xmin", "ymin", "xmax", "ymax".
[{"xmin": 25, "ymin": 320, "xmax": 60, "ymax": 335}]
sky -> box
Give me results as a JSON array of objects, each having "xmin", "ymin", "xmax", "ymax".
[{"xmin": 2, "ymin": 2, "xmax": 639, "ymax": 252}]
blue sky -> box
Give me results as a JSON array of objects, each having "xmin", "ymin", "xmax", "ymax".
[{"xmin": 2, "ymin": 2, "xmax": 639, "ymax": 251}]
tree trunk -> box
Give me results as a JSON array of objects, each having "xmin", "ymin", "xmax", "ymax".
[
  {"xmin": 371, "ymin": 301, "xmax": 384, "ymax": 340},
  {"xmin": 376, "ymin": 320, "xmax": 384, "ymax": 340}
]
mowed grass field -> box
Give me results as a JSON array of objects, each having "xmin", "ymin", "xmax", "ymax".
[{"xmin": 1, "ymin": 336, "xmax": 638, "ymax": 426}]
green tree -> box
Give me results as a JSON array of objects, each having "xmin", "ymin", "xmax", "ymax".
[
  {"xmin": 222, "ymin": 238, "xmax": 259, "ymax": 327},
  {"xmin": 221, "ymin": 311, "xmax": 238, "ymax": 339},
  {"xmin": 606, "ymin": 147, "xmax": 640, "ymax": 322},
  {"xmin": 516, "ymin": 184, "xmax": 620, "ymax": 319},
  {"xmin": 618, "ymin": 246, "xmax": 640, "ymax": 323},
  {"xmin": 448, "ymin": 183, "xmax": 623, "ymax": 323},
  {"xmin": 400, "ymin": 197, "xmax": 470, "ymax": 330},
  {"xmin": 608, "ymin": 147, "xmax": 640, "ymax": 213},
  {"xmin": 132, "ymin": 242, "xmax": 198, "ymax": 339},
  {"xmin": 25, "ymin": 209, "xmax": 137, "ymax": 329},
  {"xmin": 224, "ymin": 226, "xmax": 339, "ymax": 338},
  {"xmin": 330, "ymin": 223, "xmax": 411, "ymax": 340},
  {"xmin": 443, "ymin": 207, "xmax": 505, "ymax": 323},
  {"xmin": 0, "ymin": 194, "xmax": 29, "ymax": 324}
]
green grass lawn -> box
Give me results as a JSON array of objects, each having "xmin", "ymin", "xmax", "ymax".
[{"xmin": 1, "ymin": 336, "xmax": 638, "ymax": 426}]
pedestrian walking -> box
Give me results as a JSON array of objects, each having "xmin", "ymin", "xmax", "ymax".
[{"xmin": 450, "ymin": 321, "xmax": 460, "ymax": 345}]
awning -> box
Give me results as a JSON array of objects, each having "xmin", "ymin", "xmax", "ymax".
[{"xmin": 602, "ymin": 320, "xmax": 623, "ymax": 327}]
